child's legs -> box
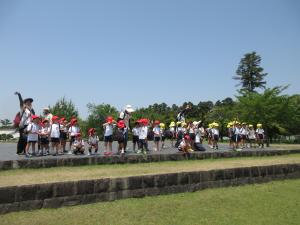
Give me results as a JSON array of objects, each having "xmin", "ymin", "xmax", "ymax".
[
  {"xmin": 25, "ymin": 142, "xmax": 31, "ymax": 154},
  {"xmin": 109, "ymin": 142, "xmax": 112, "ymax": 151},
  {"xmin": 104, "ymin": 141, "xmax": 108, "ymax": 151},
  {"xmin": 32, "ymin": 143, "xmax": 36, "ymax": 153}
]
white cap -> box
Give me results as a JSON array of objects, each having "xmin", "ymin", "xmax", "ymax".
[{"xmin": 124, "ymin": 105, "xmax": 135, "ymax": 113}]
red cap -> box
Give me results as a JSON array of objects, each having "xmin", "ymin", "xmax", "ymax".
[
  {"xmin": 106, "ymin": 116, "xmax": 114, "ymax": 123},
  {"xmin": 76, "ymin": 133, "xmax": 81, "ymax": 137},
  {"xmin": 154, "ymin": 120, "xmax": 160, "ymax": 125},
  {"xmin": 52, "ymin": 116, "xmax": 59, "ymax": 122},
  {"xmin": 88, "ymin": 128, "xmax": 95, "ymax": 134},
  {"xmin": 184, "ymin": 135, "xmax": 191, "ymax": 140},
  {"xmin": 42, "ymin": 119, "xmax": 49, "ymax": 123},
  {"xmin": 31, "ymin": 115, "xmax": 39, "ymax": 120},
  {"xmin": 117, "ymin": 120, "xmax": 125, "ymax": 129}
]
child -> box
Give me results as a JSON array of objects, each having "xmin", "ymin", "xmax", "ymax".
[
  {"xmin": 169, "ymin": 121, "xmax": 176, "ymax": 147},
  {"xmin": 198, "ymin": 121, "xmax": 206, "ymax": 144},
  {"xmin": 232, "ymin": 122, "xmax": 242, "ymax": 151},
  {"xmin": 207, "ymin": 123, "xmax": 213, "ymax": 148},
  {"xmin": 68, "ymin": 118, "xmax": 80, "ymax": 153},
  {"xmin": 137, "ymin": 119, "xmax": 148, "ymax": 154},
  {"xmin": 248, "ymin": 124, "xmax": 256, "ymax": 148},
  {"xmin": 175, "ymin": 121, "xmax": 183, "ymax": 148},
  {"xmin": 50, "ymin": 116, "xmax": 61, "ymax": 156},
  {"xmin": 160, "ymin": 123, "xmax": 166, "ymax": 149},
  {"xmin": 39, "ymin": 119, "xmax": 50, "ymax": 156},
  {"xmin": 73, "ymin": 133, "xmax": 85, "ymax": 154},
  {"xmin": 211, "ymin": 122, "xmax": 219, "ymax": 150},
  {"xmin": 103, "ymin": 116, "xmax": 116, "ymax": 155},
  {"xmin": 25, "ymin": 115, "xmax": 40, "ymax": 157},
  {"xmin": 116, "ymin": 120, "xmax": 126, "ymax": 154},
  {"xmin": 153, "ymin": 120, "xmax": 161, "ymax": 151},
  {"xmin": 178, "ymin": 134, "xmax": 193, "ymax": 156},
  {"xmin": 87, "ymin": 128, "xmax": 99, "ymax": 155},
  {"xmin": 194, "ymin": 121, "xmax": 206, "ymax": 151},
  {"xmin": 227, "ymin": 122, "xmax": 234, "ymax": 149},
  {"xmin": 240, "ymin": 122, "xmax": 248, "ymax": 148},
  {"xmin": 188, "ymin": 122, "xmax": 196, "ymax": 149},
  {"xmin": 59, "ymin": 118, "xmax": 69, "ymax": 153},
  {"xmin": 132, "ymin": 122, "xmax": 140, "ymax": 152},
  {"xmin": 256, "ymin": 123, "xmax": 265, "ymax": 148}
]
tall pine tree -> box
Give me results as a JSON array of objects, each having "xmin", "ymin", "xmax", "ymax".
[{"xmin": 233, "ymin": 52, "xmax": 268, "ymax": 93}]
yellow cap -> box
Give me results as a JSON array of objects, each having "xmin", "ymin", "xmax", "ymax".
[
  {"xmin": 249, "ymin": 124, "xmax": 253, "ymax": 127},
  {"xmin": 176, "ymin": 121, "xmax": 181, "ymax": 126},
  {"xmin": 160, "ymin": 123, "xmax": 165, "ymax": 128},
  {"xmin": 257, "ymin": 123, "xmax": 262, "ymax": 127},
  {"xmin": 169, "ymin": 121, "xmax": 175, "ymax": 127},
  {"xmin": 181, "ymin": 122, "xmax": 187, "ymax": 127}
]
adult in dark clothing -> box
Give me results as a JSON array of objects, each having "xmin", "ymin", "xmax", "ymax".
[
  {"xmin": 14, "ymin": 92, "xmax": 35, "ymax": 154},
  {"xmin": 118, "ymin": 105, "xmax": 135, "ymax": 150},
  {"xmin": 176, "ymin": 105, "xmax": 191, "ymax": 122}
]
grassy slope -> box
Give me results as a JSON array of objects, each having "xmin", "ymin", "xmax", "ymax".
[
  {"xmin": 1, "ymin": 179, "xmax": 300, "ymax": 225},
  {"xmin": 0, "ymin": 154, "xmax": 300, "ymax": 187}
]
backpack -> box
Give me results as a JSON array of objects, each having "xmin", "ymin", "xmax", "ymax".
[{"xmin": 13, "ymin": 111, "xmax": 24, "ymax": 128}]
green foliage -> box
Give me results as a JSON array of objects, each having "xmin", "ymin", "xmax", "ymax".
[
  {"xmin": 49, "ymin": 97, "xmax": 79, "ymax": 121},
  {"xmin": 0, "ymin": 119, "xmax": 12, "ymax": 128},
  {"xmin": 86, "ymin": 103, "xmax": 119, "ymax": 137},
  {"xmin": 0, "ymin": 133, "xmax": 13, "ymax": 141},
  {"xmin": 233, "ymin": 51, "xmax": 268, "ymax": 93}
]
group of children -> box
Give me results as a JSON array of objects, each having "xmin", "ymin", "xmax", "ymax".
[
  {"xmin": 25, "ymin": 114, "xmax": 87, "ymax": 157},
  {"xmin": 24, "ymin": 109, "xmax": 266, "ymax": 157}
]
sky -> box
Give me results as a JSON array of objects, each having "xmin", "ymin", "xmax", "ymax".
[{"xmin": 0, "ymin": 0, "xmax": 299, "ymax": 120}]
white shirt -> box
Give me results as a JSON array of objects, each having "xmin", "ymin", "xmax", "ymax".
[
  {"xmin": 69, "ymin": 126, "xmax": 80, "ymax": 137},
  {"xmin": 139, "ymin": 126, "xmax": 148, "ymax": 140},
  {"xmin": 195, "ymin": 128, "xmax": 201, "ymax": 143},
  {"xmin": 20, "ymin": 108, "xmax": 32, "ymax": 128},
  {"xmin": 73, "ymin": 139, "xmax": 85, "ymax": 147},
  {"xmin": 256, "ymin": 128, "xmax": 264, "ymax": 135},
  {"xmin": 27, "ymin": 122, "xmax": 40, "ymax": 141},
  {"xmin": 248, "ymin": 129, "xmax": 256, "ymax": 139},
  {"xmin": 88, "ymin": 135, "xmax": 99, "ymax": 145},
  {"xmin": 104, "ymin": 124, "xmax": 114, "ymax": 136},
  {"xmin": 233, "ymin": 127, "xmax": 241, "ymax": 135},
  {"xmin": 132, "ymin": 127, "xmax": 140, "ymax": 136},
  {"xmin": 153, "ymin": 126, "xmax": 161, "ymax": 137},
  {"xmin": 170, "ymin": 127, "xmax": 175, "ymax": 133},
  {"xmin": 40, "ymin": 126, "xmax": 50, "ymax": 137},
  {"xmin": 240, "ymin": 127, "xmax": 248, "ymax": 135},
  {"xmin": 50, "ymin": 123, "xmax": 60, "ymax": 138},
  {"xmin": 211, "ymin": 128, "xmax": 219, "ymax": 136}
]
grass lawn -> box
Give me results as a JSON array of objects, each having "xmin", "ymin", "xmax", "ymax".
[
  {"xmin": 0, "ymin": 154, "xmax": 300, "ymax": 187},
  {"xmin": 1, "ymin": 179, "xmax": 300, "ymax": 225}
]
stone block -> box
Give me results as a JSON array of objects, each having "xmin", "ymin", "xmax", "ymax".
[
  {"xmin": 36, "ymin": 183, "xmax": 54, "ymax": 200},
  {"xmin": 223, "ymin": 169, "xmax": 235, "ymax": 180},
  {"xmin": 166, "ymin": 173, "xmax": 178, "ymax": 186},
  {"xmin": 0, "ymin": 186, "xmax": 16, "ymax": 204},
  {"xmin": 251, "ymin": 167, "xmax": 260, "ymax": 177},
  {"xmin": 189, "ymin": 171, "xmax": 200, "ymax": 184},
  {"xmin": 155, "ymin": 174, "xmax": 167, "ymax": 187},
  {"xmin": 53, "ymin": 182, "xmax": 76, "ymax": 197},
  {"xmin": 234, "ymin": 168, "xmax": 244, "ymax": 178},
  {"xmin": 15, "ymin": 185, "xmax": 38, "ymax": 202},
  {"xmin": 76, "ymin": 180, "xmax": 95, "ymax": 195},
  {"xmin": 94, "ymin": 178, "xmax": 110, "ymax": 193},
  {"xmin": 214, "ymin": 170, "xmax": 224, "ymax": 181},
  {"xmin": 178, "ymin": 172, "xmax": 189, "ymax": 185},
  {"xmin": 62, "ymin": 195, "xmax": 82, "ymax": 206},
  {"xmin": 43, "ymin": 197, "xmax": 64, "ymax": 208},
  {"xmin": 19, "ymin": 200, "xmax": 43, "ymax": 211},
  {"xmin": 128, "ymin": 176, "xmax": 143, "ymax": 190},
  {"xmin": 143, "ymin": 175, "xmax": 155, "ymax": 188}
]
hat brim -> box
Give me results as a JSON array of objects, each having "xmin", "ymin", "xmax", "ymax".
[
  {"xmin": 125, "ymin": 108, "xmax": 135, "ymax": 113},
  {"xmin": 23, "ymin": 98, "xmax": 33, "ymax": 103}
]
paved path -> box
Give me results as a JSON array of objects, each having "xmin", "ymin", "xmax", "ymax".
[{"xmin": 0, "ymin": 141, "xmax": 268, "ymax": 161}]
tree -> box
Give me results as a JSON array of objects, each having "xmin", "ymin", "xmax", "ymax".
[
  {"xmin": 49, "ymin": 97, "xmax": 79, "ymax": 121},
  {"xmin": 86, "ymin": 103, "xmax": 119, "ymax": 137},
  {"xmin": 234, "ymin": 52, "xmax": 268, "ymax": 93},
  {"xmin": 0, "ymin": 119, "xmax": 12, "ymax": 128}
]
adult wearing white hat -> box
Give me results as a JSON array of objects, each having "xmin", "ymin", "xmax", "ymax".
[
  {"xmin": 118, "ymin": 105, "xmax": 135, "ymax": 150},
  {"xmin": 43, "ymin": 107, "xmax": 53, "ymax": 124}
]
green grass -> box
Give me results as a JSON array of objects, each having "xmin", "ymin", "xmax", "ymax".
[
  {"xmin": 1, "ymin": 179, "xmax": 300, "ymax": 225},
  {"xmin": 1, "ymin": 154, "xmax": 300, "ymax": 187}
]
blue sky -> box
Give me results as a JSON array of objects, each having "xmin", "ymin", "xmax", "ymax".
[{"xmin": 0, "ymin": 0, "xmax": 299, "ymax": 120}]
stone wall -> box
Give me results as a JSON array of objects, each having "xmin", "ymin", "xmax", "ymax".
[
  {"xmin": 0, "ymin": 163, "xmax": 299, "ymax": 214},
  {"xmin": 1, "ymin": 149, "xmax": 300, "ymax": 170}
]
